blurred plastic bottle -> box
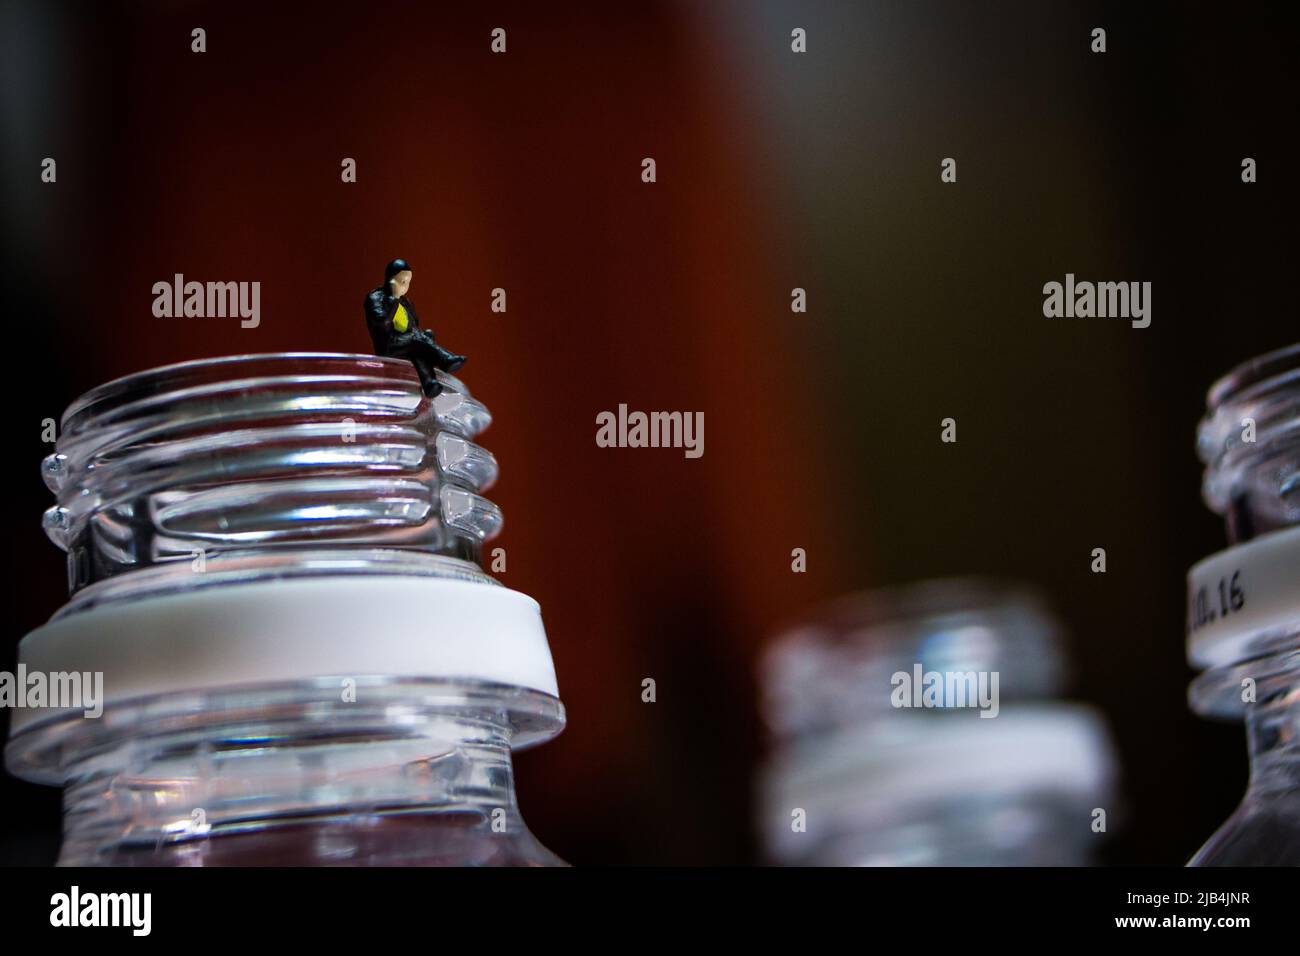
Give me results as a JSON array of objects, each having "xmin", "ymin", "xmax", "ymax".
[
  {"xmin": 758, "ymin": 579, "xmax": 1119, "ymax": 866},
  {"xmin": 1188, "ymin": 344, "xmax": 1300, "ymax": 865},
  {"xmin": 5, "ymin": 354, "xmax": 565, "ymax": 866}
]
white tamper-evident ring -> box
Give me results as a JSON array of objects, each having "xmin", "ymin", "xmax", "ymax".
[
  {"xmin": 1186, "ymin": 524, "xmax": 1300, "ymax": 669},
  {"xmin": 10, "ymin": 576, "xmax": 559, "ymax": 734}
]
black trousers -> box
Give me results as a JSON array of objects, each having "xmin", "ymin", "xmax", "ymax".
[{"xmin": 395, "ymin": 332, "xmax": 460, "ymax": 393}]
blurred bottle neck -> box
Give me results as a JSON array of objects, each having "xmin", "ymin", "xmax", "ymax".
[
  {"xmin": 1196, "ymin": 346, "xmax": 1300, "ymax": 790},
  {"xmin": 1245, "ymin": 679, "xmax": 1300, "ymax": 796}
]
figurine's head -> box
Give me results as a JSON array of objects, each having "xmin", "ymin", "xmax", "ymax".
[{"xmin": 384, "ymin": 258, "xmax": 412, "ymax": 299}]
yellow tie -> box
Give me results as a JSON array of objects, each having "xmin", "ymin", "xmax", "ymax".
[{"xmin": 393, "ymin": 303, "xmax": 409, "ymax": 333}]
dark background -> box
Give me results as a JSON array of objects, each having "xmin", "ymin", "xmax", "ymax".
[{"xmin": 1, "ymin": 0, "xmax": 1296, "ymax": 865}]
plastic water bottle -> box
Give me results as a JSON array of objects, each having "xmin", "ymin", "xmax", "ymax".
[
  {"xmin": 1188, "ymin": 344, "xmax": 1300, "ymax": 865},
  {"xmin": 758, "ymin": 579, "xmax": 1120, "ymax": 865},
  {"xmin": 5, "ymin": 354, "xmax": 566, "ymax": 866}
]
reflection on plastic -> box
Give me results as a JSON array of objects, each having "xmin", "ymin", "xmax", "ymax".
[{"xmin": 1187, "ymin": 344, "xmax": 1300, "ymax": 865}]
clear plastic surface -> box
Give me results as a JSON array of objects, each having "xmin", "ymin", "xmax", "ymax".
[
  {"xmin": 758, "ymin": 579, "xmax": 1119, "ymax": 866},
  {"xmin": 9, "ymin": 354, "xmax": 566, "ymax": 866},
  {"xmin": 9, "ymin": 678, "xmax": 565, "ymax": 866},
  {"xmin": 1190, "ymin": 345, "xmax": 1300, "ymax": 865}
]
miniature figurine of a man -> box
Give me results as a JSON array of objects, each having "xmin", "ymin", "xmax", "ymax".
[{"xmin": 364, "ymin": 258, "xmax": 466, "ymax": 398}]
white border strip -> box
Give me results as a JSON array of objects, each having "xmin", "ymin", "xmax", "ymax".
[
  {"xmin": 1187, "ymin": 524, "xmax": 1300, "ymax": 668},
  {"xmin": 11, "ymin": 576, "xmax": 558, "ymax": 733}
]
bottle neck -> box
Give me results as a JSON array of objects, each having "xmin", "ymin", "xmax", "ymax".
[
  {"xmin": 1191, "ymin": 625, "xmax": 1300, "ymax": 795},
  {"xmin": 1194, "ymin": 344, "xmax": 1300, "ymax": 795},
  {"xmin": 35, "ymin": 679, "xmax": 563, "ymax": 866},
  {"xmin": 1245, "ymin": 682, "xmax": 1300, "ymax": 796},
  {"xmin": 39, "ymin": 353, "xmax": 501, "ymax": 612}
]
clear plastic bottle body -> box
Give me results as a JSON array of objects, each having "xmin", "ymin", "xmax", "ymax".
[
  {"xmin": 1188, "ymin": 702, "xmax": 1300, "ymax": 865},
  {"xmin": 780, "ymin": 788, "xmax": 1099, "ymax": 867},
  {"xmin": 6, "ymin": 355, "xmax": 566, "ymax": 866},
  {"xmin": 1190, "ymin": 344, "xmax": 1300, "ymax": 865},
  {"xmin": 9, "ymin": 678, "xmax": 565, "ymax": 867},
  {"xmin": 1185, "ymin": 622, "xmax": 1300, "ymax": 865}
]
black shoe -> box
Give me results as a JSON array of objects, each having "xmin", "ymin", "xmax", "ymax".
[
  {"xmin": 442, "ymin": 354, "xmax": 466, "ymax": 374},
  {"xmin": 421, "ymin": 380, "xmax": 444, "ymax": 399}
]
